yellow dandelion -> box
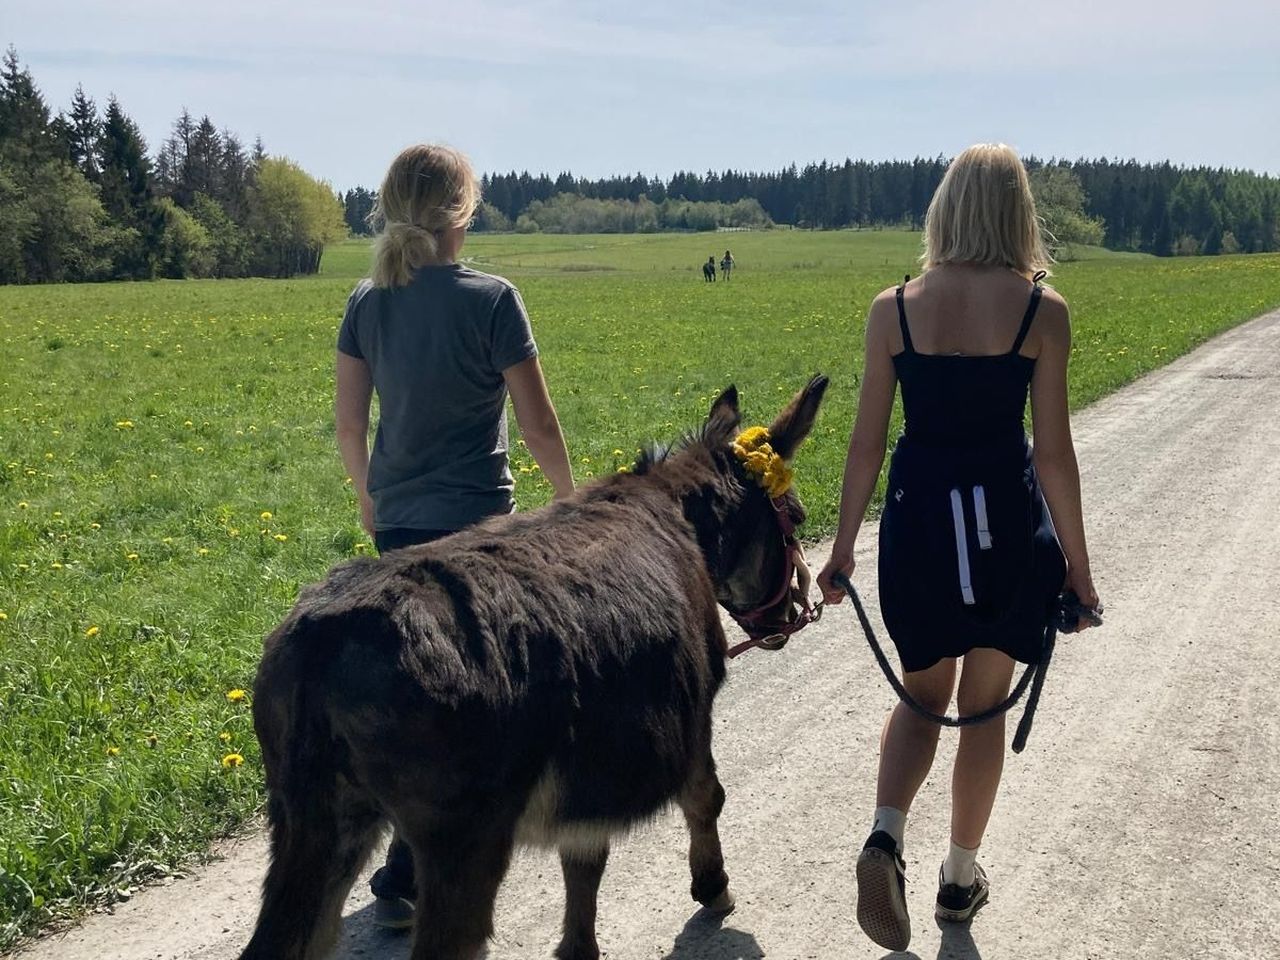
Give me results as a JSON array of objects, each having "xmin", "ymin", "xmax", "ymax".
[
  {"xmin": 115, "ymin": 420, "xmax": 134, "ymax": 429},
  {"xmin": 0, "ymin": 611, "xmax": 7, "ymax": 621},
  {"xmin": 259, "ymin": 511, "xmax": 272, "ymax": 521},
  {"xmin": 183, "ymin": 420, "xmax": 193, "ymax": 427},
  {"xmin": 149, "ymin": 473, "xmax": 158, "ymax": 480},
  {"xmin": 85, "ymin": 625, "xmax": 100, "ymax": 638},
  {"xmin": 52, "ymin": 511, "xmax": 62, "ymax": 517},
  {"xmin": 218, "ymin": 731, "xmax": 232, "ymax": 743},
  {"xmin": 195, "ymin": 446, "xmax": 204, "ymax": 453},
  {"xmin": 228, "ymin": 528, "xmax": 239, "ymax": 537},
  {"xmin": 90, "ymin": 522, "xmax": 100, "ymax": 530},
  {"xmin": 226, "ymin": 689, "xmax": 247, "ymax": 703},
  {"xmin": 221, "ymin": 753, "xmax": 244, "ymax": 769},
  {"xmin": 273, "ymin": 534, "xmax": 288, "ymax": 542},
  {"xmin": 197, "ymin": 547, "xmax": 209, "ymax": 556},
  {"xmin": 18, "ymin": 501, "xmax": 29, "ymax": 509},
  {"xmin": 613, "ymin": 449, "xmax": 625, "ymax": 457},
  {"xmin": 126, "ymin": 552, "xmax": 139, "ymax": 560},
  {"xmin": 50, "ymin": 561, "xmax": 64, "ymax": 570},
  {"xmin": 162, "ymin": 537, "xmax": 173, "ymax": 544},
  {"xmin": 106, "ymin": 746, "xmax": 120, "ymax": 757},
  {"xmin": 44, "ymin": 452, "xmax": 54, "ymax": 460}
]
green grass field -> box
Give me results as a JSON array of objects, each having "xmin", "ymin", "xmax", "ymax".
[{"xmin": 2, "ymin": 230, "xmax": 1279, "ymax": 947}]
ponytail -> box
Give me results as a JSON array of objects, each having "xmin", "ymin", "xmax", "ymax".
[
  {"xmin": 368, "ymin": 144, "xmax": 479, "ymax": 288},
  {"xmin": 371, "ymin": 221, "xmax": 440, "ymax": 288}
]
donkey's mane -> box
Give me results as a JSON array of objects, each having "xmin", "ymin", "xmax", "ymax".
[{"xmin": 631, "ymin": 417, "xmax": 737, "ymax": 478}]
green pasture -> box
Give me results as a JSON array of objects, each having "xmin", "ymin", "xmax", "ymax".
[{"xmin": 2, "ymin": 229, "xmax": 1279, "ymax": 946}]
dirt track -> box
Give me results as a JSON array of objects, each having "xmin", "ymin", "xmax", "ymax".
[{"xmin": 13, "ymin": 308, "xmax": 1280, "ymax": 960}]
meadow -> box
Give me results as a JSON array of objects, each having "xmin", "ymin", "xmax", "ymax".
[{"xmin": 2, "ymin": 229, "xmax": 1279, "ymax": 947}]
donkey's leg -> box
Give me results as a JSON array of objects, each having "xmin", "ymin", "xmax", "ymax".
[
  {"xmin": 678, "ymin": 750, "xmax": 735, "ymax": 913},
  {"xmin": 239, "ymin": 782, "xmax": 382, "ymax": 960},
  {"xmin": 554, "ymin": 844, "xmax": 610, "ymax": 960},
  {"xmin": 408, "ymin": 819, "xmax": 516, "ymax": 960}
]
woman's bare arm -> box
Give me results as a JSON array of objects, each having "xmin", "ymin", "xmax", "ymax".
[
  {"xmin": 1029, "ymin": 292, "xmax": 1100, "ymax": 622},
  {"xmin": 335, "ymin": 350, "xmax": 375, "ymax": 535},
  {"xmin": 817, "ymin": 291, "xmax": 899, "ymax": 603},
  {"xmin": 503, "ymin": 356, "xmax": 575, "ymax": 499}
]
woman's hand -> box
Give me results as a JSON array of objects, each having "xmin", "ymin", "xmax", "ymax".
[
  {"xmin": 1065, "ymin": 565, "xmax": 1101, "ymax": 632},
  {"xmin": 817, "ymin": 547, "xmax": 856, "ymax": 605},
  {"xmin": 359, "ymin": 492, "xmax": 376, "ymax": 538}
]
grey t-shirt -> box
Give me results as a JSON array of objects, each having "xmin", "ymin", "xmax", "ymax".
[{"xmin": 337, "ymin": 264, "xmax": 538, "ymax": 531}]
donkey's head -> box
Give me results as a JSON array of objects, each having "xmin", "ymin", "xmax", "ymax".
[{"xmin": 676, "ymin": 375, "xmax": 829, "ymax": 648}]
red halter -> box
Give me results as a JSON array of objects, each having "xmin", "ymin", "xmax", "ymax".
[{"xmin": 725, "ymin": 497, "xmax": 823, "ymax": 658}]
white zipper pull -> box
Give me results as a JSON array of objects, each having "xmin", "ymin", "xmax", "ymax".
[
  {"xmin": 973, "ymin": 485, "xmax": 992, "ymax": 550},
  {"xmin": 949, "ymin": 488, "xmax": 976, "ymax": 605}
]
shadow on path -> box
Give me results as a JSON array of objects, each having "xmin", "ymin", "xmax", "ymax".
[
  {"xmin": 935, "ymin": 918, "xmax": 984, "ymax": 960},
  {"xmin": 661, "ymin": 907, "xmax": 766, "ymax": 960},
  {"xmin": 330, "ymin": 901, "xmax": 412, "ymax": 960}
]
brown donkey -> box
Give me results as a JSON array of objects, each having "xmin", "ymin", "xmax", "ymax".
[{"xmin": 240, "ymin": 376, "xmax": 828, "ymax": 960}]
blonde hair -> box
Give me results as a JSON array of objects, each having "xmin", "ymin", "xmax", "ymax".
[
  {"xmin": 922, "ymin": 143, "xmax": 1050, "ymax": 276},
  {"xmin": 369, "ymin": 144, "xmax": 480, "ymax": 288}
]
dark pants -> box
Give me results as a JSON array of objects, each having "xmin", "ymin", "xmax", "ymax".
[{"xmin": 369, "ymin": 526, "xmax": 454, "ymax": 901}]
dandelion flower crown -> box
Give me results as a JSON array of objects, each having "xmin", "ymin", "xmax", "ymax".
[{"xmin": 731, "ymin": 426, "xmax": 793, "ymax": 499}]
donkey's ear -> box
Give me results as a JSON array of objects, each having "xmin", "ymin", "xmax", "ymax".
[
  {"xmin": 705, "ymin": 385, "xmax": 741, "ymax": 443},
  {"xmin": 768, "ymin": 374, "xmax": 829, "ymax": 460}
]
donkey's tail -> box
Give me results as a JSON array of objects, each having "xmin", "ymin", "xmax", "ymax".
[{"xmin": 240, "ymin": 614, "xmax": 383, "ymax": 960}]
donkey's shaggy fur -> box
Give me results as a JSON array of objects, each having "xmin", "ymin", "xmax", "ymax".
[{"xmin": 239, "ymin": 377, "xmax": 827, "ymax": 960}]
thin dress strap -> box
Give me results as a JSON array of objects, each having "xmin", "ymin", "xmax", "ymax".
[
  {"xmin": 1010, "ymin": 281, "xmax": 1045, "ymax": 355},
  {"xmin": 895, "ymin": 274, "xmax": 915, "ymax": 354}
]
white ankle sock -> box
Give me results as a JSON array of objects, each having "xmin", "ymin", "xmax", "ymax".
[
  {"xmin": 942, "ymin": 841, "xmax": 978, "ymax": 887},
  {"xmin": 871, "ymin": 806, "xmax": 907, "ymax": 853}
]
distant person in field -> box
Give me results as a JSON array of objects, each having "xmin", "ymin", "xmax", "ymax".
[
  {"xmin": 720, "ymin": 250, "xmax": 735, "ymax": 280},
  {"xmin": 334, "ymin": 142, "xmax": 575, "ymax": 929},
  {"xmin": 703, "ymin": 255, "xmax": 717, "ymax": 282},
  {"xmin": 817, "ymin": 143, "xmax": 1100, "ymax": 951}
]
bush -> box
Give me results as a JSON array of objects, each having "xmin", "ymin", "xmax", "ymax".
[{"xmin": 155, "ymin": 198, "xmax": 214, "ymax": 278}]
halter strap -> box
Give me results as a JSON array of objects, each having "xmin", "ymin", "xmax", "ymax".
[
  {"xmin": 1010, "ymin": 277, "xmax": 1046, "ymax": 355},
  {"xmin": 895, "ymin": 274, "xmax": 915, "ymax": 354}
]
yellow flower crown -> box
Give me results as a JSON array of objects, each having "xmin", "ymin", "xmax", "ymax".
[{"xmin": 731, "ymin": 426, "xmax": 794, "ymax": 498}]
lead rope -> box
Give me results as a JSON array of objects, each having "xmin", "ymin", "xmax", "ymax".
[{"xmin": 831, "ymin": 572, "xmax": 1054, "ymax": 753}]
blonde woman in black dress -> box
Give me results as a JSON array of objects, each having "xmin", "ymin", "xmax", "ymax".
[{"xmin": 818, "ymin": 144, "xmax": 1100, "ymax": 951}]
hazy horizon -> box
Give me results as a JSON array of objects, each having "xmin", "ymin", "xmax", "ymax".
[{"xmin": 9, "ymin": 0, "xmax": 1279, "ymax": 190}]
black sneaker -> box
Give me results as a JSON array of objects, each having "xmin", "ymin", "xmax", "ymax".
[
  {"xmin": 856, "ymin": 830, "xmax": 911, "ymax": 951},
  {"xmin": 935, "ymin": 862, "xmax": 989, "ymax": 923},
  {"xmin": 370, "ymin": 861, "xmax": 417, "ymax": 930}
]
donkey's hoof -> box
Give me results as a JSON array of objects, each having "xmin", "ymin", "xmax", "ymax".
[{"xmin": 703, "ymin": 887, "xmax": 736, "ymax": 915}]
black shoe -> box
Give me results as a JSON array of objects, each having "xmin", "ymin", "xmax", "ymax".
[
  {"xmin": 370, "ymin": 862, "xmax": 416, "ymax": 930},
  {"xmin": 856, "ymin": 830, "xmax": 911, "ymax": 951},
  {"xmin": 935, "ymin": 862, "xmax": 989, "ymax": 923}
]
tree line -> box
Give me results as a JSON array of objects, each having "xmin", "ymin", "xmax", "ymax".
[
  {"xmin": 0, "ymin": 48, "xmax": 345, "ymax": 284},
  {"xmin": 344, "ymin": 157, "xmax": 1277, "ymax": 256}
]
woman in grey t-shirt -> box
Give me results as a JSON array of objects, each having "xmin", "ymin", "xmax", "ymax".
[{"xmin": 334, "ymin": 144, "xmax": 575, "ymax": 923}]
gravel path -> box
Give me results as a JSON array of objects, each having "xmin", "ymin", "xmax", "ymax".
[{"xmin": 14, "ymin": 308, "xmax": 1280, "ymax": 960}]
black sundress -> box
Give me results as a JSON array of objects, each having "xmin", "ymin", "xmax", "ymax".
[{"xmin": 877, "ymin": 279, "xmax": 1067, "ymax": 673}]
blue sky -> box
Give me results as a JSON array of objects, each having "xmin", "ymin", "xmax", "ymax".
[{"xmin": 8, "ymin": 0, "xmax": 1279, "ymax": 191}]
